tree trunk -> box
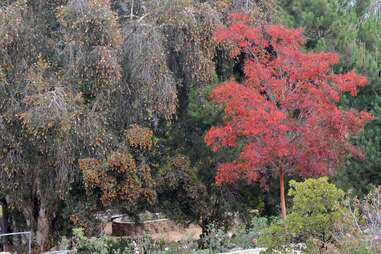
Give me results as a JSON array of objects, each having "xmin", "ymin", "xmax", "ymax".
[
  {"xmin": 36, "ymin": 206, "xmax": 51, "ymax": 251},
  {"xmin": 279, "ymin": 168, "xmax": 287, "ymax": 221},
  {"xmin": 130, "ymin": 0, "xmax": 134, "ymax": 20},
  {"xmin": 198, "ymin": 217, "xmax": 210, "ymax": 249}
]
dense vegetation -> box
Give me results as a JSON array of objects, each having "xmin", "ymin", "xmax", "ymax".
[{"xmin": 0, "ymin": 0, "xmax": 379, "ymax": 253}]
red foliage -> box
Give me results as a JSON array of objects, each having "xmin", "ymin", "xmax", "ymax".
[{"xmin": 206, "ymin": 13, "xmax": 373, "ymax": 186}]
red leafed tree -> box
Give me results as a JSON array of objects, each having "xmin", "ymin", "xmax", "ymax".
[{"xmin": 205, "ymin": 13, "xmax": 373, "ymax": 220}]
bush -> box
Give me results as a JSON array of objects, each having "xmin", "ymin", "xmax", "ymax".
[
  {"xmin": 333, "ymin": 186, "xmax": 381, "ymax": 254},
  {"xmin": 203, "ymin": 217, "xmax": 269, "ymax": 253},
  {"xmin": 228, "ymin": 217, "xmax": 269, "ymax": 249},
  {"xmin": 287, "ymin": 177, "xmax": 345, "ymax": 244},
  {"xmin": 72, "ymin": 228, "xmax": 115, "ymax": 254},
  {"xmin": 71, "ymin": 228, "xmax": 159, "ymax": 254},
  {"xmin": 258, "ymin": 177, "xmax": 346, "ymax": 253},
  {"xmin": 257, "ymin": 222, "xmax": 291, "ymax": 253}
]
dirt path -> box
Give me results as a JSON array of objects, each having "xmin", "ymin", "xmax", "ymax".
[
  {"xmin": 150, "ymin": 224, "xmax": 202, "ymax": 242},
  {"xmin": 103, "ymin": 221, "xmax": 202, "ymax": 242}
]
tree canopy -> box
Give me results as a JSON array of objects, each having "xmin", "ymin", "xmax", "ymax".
[{"xmin": 205, "ymin": 13, "xmax": 372, "ymax": 219}]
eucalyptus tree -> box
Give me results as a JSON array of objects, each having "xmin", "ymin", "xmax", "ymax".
[
  {"xmin": 0, "ymin": 0, "xmax": 77, "ymax": 249},
  {"xmin": 0, "ymin": 0, "xmax": 275, "ymax": 250}
]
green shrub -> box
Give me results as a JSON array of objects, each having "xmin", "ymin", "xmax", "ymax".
[
  {"xmin": 203, "ymin": 217, "xmax": 270, "ymax": 253},
  {"xmin": 257, "ymin": 222, "xmax": 291, "ymax": 253},
  {"xmin": 228, "ymin": 217, "xmax": 269, "ymax": 250},
  {"xmin": 72, "ymin": 228, "xmax": 114, "ymax": 254},
  {"xmin": 287, "ymin": 177, "xmax": 345, "ymax": 244},
  {"xmin": 350, "ymin": 247, "xmax": 374, "ymax": 254},
  {"xmin": 71, "ymin": 228, "xmax": 158, "ymax": 254},
  {"xmin": 258, "ymin": 177, "xmax": 346, "ymax": 253}
]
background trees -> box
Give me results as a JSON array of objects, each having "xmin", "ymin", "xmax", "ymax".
[{"xmin": 278, "ymin": 0, "xmax": 381, "ymax": 195}]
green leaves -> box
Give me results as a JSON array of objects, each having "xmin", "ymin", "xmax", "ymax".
[
  {"xmin": 259, "ymin": 178, "xmax": 346, "ymax": 252},
  {"xmin": 287, "ymin": 177, "xmax": 345, "ymax": 241},
  {"xmin": 288, "ymin": 177, "xmax": 344, "ymax": 214},
  {"xmin": 279, "ymin": 0, "xmax": 381, "ymax": 197}
]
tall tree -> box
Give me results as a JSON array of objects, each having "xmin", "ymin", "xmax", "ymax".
[
  {"xmin": 0, "ymin": 0, "xmax": 76, "ymax": 249},
  {"xmin": 0, "ymin": 0, "xmax": 124, "ymax": 249},
  {"xmin": 205, "ymin": 13, "xmax": 373, "ymax": 220}
]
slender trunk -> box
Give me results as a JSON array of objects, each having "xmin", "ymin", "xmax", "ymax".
[
  {"xmin": 130, "ymin": 0, "xmax": 134, "ymax": 20},
  {"xmin": 198, "ymin": 217, "xmax": 210, "ymax": 249},
  {"xmin": 279, "ymin": 167, "xmax": 287, "ymax": 221}
]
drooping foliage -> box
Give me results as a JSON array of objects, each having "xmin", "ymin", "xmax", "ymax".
[
  {"xmin": 112, "ymin": 0, "xmax": 277, "ymax": 231},
  {"xmin": 205, "ymin": 13, "xmax": 372, "ymax": 218},
  {"xmin": 0, "ymin": 0, "xmax": 277, "ymax": 250},
  {"xmin": 121, "ymin": 23, "xmax": 178, "ymax": 121},
  {"xmin": 58, "ymin": 0, "xmax": 123, "ymax": 157}
]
